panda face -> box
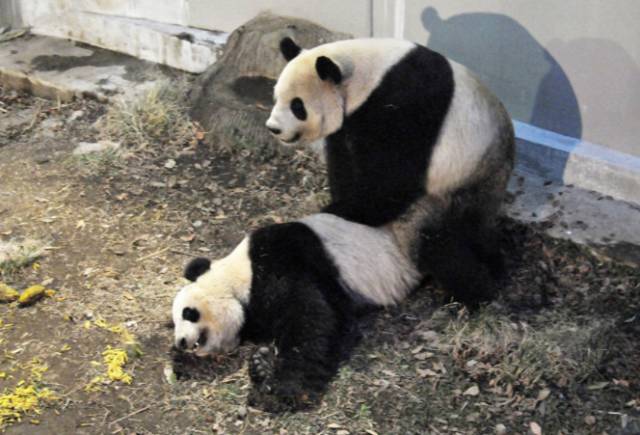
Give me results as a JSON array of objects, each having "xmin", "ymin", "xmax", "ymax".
[
  {"xmin": 266, "ymin": 38, "xmax": 345, "ymax": 146},
  {"xmin": 172, "ymin": 281, "xmax": 245, "ymax": 356},
  {"xmin": 172, "ymin": 247, "xmax": 252, "ymax": 356}
]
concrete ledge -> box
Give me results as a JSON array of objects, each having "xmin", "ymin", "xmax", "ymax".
[
  {"xmin": 514, "ymin": 120, "xmax": 640, "ymax": 205},
  {"xmin": 0, "ymin": 35, "xmax": 179, "ymax": 102},
  {"xmin": 28, "ymin": 12, "xmax": 227, "ymax": 73}
]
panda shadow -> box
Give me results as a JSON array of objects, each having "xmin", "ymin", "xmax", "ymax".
[
  {"xmin": 170, "ymin": 346, "xmax": 253, "ymax": 382},
  {"xmin": 421, "ymin": 7, "xmax": 582, "ymax": 191}
]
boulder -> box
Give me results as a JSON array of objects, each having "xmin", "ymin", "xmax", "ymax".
[{"xmin": 188, "ymin": 13, "xmax": 350, "ymax": 158}]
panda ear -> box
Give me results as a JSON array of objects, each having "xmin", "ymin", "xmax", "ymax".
[
  {"xmin": 316, "ymin": 56, "xmax": 342, "ymax": 84},
  {"xmin": 280, "ymin": 37, "xmax": 301, "ymax": 61},
  {"xmin": 184, "ymin": 257, "xmax": 211, "ymax": 282}
]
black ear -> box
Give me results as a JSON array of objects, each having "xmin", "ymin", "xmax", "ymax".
[
  {"xmin": 315, "ymin": 56, "xmax": 342, "ymax": 84},
  {"xmin": 184, "ymin": 257, "xmax": 211, "ymax": 282},
  {"xmin": 280, "ymin": 37, "xmax": 301, "ymax": 61}
]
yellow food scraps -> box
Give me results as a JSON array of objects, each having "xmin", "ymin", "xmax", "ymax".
[
  {"xmin": 0, "ymin": 359, "xmax": 57, "ymax": 429},
  {"xmin": 0, "ymin": 283, "xmax": 19, "ymax": 303},
  {"xmin": 103, "ymin": 347, "xmax": 133, "ymax": 384},
  {"xmin": 84, "ymin": 347, "xmax": 133, "ymax": 392},
  {"xmin": 93, "ymin": 318, "xmax": 137, "ymax": 346},
  {"xmin": 84, "ymin": 319, "xmax": 141, "ymax": 392},
  {"xmin": 18, "ymin": 285, "xmax": 45, "ymax": 306}
]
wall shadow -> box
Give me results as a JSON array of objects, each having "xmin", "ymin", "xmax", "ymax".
[
  {"xmin": 421, "ymin": 7, "xmax": 583, "ymax": 180},
  {"xmin": 421, "ymin": 7, "xmax": 582, "ymax": 139},
  {"xmin": 543, "ymin": 37, "xmax": 640, "ymax": 156}
]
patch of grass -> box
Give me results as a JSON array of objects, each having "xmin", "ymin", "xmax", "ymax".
[
  {"xmin": 0, "ymin": 240, "xmax": 43, "ymax": 279},
  {"xmin": 72, "ymin": 147, "xmax": 122, "ymax": 176},
  {"xmin": 444, "ymin": 306, "xmax": 613, "ymax": 389},
  {"xmin": 103, "ymin": 81, "xmax": 195, "ymax": 150}
]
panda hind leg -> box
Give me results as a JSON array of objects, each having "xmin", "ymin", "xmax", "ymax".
[{"xmin": 418, "ymin": 219, "xmax": 497, "ymax": 307}]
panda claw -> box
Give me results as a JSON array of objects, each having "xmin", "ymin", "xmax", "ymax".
[{"xmin": 249, "ymin": 346, "xmax": 276, "ymax": 384}]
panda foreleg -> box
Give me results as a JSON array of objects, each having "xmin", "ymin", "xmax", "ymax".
[{"xmin": 247, "ymin": 278, "xmax": 345, "ymax": 412}]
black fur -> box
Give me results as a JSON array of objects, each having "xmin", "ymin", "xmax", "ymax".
[
  {"xmin": 237, "ymin": 222, "xmax": 360, "ymax": 412},
  {"xmin": 184, "ymin": 257, "xmax": 211, "ymax": 282},
  {"xmin": 182, "ymin": 307, "xmax": 200, "ymax": 323},
  {"xmin": 290, "ymin": 97, "xmax": 307, "ymax": 120},
  {"xmin": 316, "ymin": 56, "xmax": 342, "ymax": 84},
  {"xmin": 321, "ymin": 45, "xmax": 454, "ymax": 226},
  {"xmin": 280, "ymin": 37, "xmax": 301, "ymax": 61}
]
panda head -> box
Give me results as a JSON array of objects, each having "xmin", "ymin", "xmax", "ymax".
[
  {"xmin": 266, "ymin": 37, "xmax": 345, "ymax": 146},
  {"xmin": 172, "ymin": 240, "xmax": 252, "ymax": 356}
]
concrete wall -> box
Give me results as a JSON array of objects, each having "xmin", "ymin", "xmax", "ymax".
[
  {"xmin": 9, "ymin": 0, "xmax": 640, "ymax": 169},
  {"xmin": 187, "ymin": 0, "xmax": 372, "ymax": 37},
  {"xmin": 0, "ymin": 0, "xmax": 22, "ymax": 28},
  {"xmin": 398, "ymin": 0, "xmax": 640, "ymax": 158}
]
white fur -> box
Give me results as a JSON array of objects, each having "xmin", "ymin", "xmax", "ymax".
[
  {"xmin": 172, "ymin": 238, "xmax": 252, "ymax": 355},
  {"xmin": 426, "ymin": 62, "xmax": 504, "ymax": 195},
  {"xmin": 267, "ymin": 38, "xmax": 414, "ymax": 146},
  {"xmin": 300, "ymin": 213, "xmax": 421, "ymax": 306}
]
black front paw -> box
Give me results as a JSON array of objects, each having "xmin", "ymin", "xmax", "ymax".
[
  {"xmin": 248, "ymin": 346, "xmax": 275, "ymax": 384},
  {"xmin": 247, "ymin": 381, "xmax": 318, "ymax": 413}
]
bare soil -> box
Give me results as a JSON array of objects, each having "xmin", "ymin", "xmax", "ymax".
[{"xmin": 1, "ymin": 86, "xmax": 639, "ymax": 435}]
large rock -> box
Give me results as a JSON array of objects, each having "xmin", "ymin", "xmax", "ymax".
[{"xmin": 189, "ymin": 13, "xmax": 350, "ymax": 158}]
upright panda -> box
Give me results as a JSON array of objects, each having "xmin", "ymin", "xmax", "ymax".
[
  {"xmin": 172, "ymin": 213, "xmax": 420, "ymax": 412},
  {"xmin": 266, "ymin": 38, "xmax": 515, "ymax": 304}
]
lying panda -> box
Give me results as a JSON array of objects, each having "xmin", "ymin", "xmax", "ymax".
[
  {"xmin": 266, "ymin": 37, "xmax": 515, "ymax": 304},
  {"xmin": 172, "ymin": 213, "xmax": 420, "ymax": 412}
]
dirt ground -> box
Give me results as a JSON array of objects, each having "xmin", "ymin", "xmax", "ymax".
[{"xmin": 1, "ymin": 85, "xmax": 639, "ymax": 435}]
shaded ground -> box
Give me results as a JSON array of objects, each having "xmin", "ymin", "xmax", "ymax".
[{"xmin": 1, "ymin": 85, "xmax": 639, "ymax": 434}]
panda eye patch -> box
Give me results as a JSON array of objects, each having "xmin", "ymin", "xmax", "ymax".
[
  {"xmin": 182, "ymin": 307, "xmax": 200, "ymax": 323},
  {"xmin": 290, "ymin": 98, "xmax": 307, "ymax": 121}
]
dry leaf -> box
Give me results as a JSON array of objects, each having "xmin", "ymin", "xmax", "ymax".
[
  {"xmin": 537, "ymin": 388, "xmax": 551, "ymax": 401},
  {"xmin": 463, "ymin": 385, "xmax": 479, "ymax": 396},
  {"xmin": 613, "ymin": 379, "xmax": 630, "ymax": 388},
  {"xmin": 587, "ymin": 382, "xmax": 609, "ymax": 390},
  {"xmin": 416, "ymin": 368, "xmax": 437, "ymax": 378},
  {"xmin": 529, "ymin": 421, "xmax": 542, "ymax": 435}
]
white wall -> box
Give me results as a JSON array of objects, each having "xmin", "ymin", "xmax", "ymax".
[
  {"xmin": 399, "ymin": 0, "xmax": 640, "ymax": 157},
  {"xmin": 12, "ymin": 0, "xmax": 640, "ymax": 157}
]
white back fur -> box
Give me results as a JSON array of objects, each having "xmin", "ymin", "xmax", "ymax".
[
  {"xmin": 427, "ymin": 62, "xmax": 508, "ymax": 195},
  {"xmin": 172, "ymin": 237, "xmax": 252, "ymax": 355},
  {"xmin": 300, "ymin": 213, "xmax": 421, "ymax": 306}
]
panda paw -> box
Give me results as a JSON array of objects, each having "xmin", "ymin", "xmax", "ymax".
[
  {"xmin": 248, "ymin": 346, "xmax": 275, "ymax": 384},
  {"xmin": 247, "ymin": 381, "xmax": 318, "ymax": 413}
]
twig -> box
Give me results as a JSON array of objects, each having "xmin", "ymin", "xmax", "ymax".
[
  {"xmin": 170, "ymin": 249, "xmax": 201, "ymax": 257},
  {"xmin": 136, "ymin": 247, "xmax": 170, "ymax": 262},
  {"xmin": 21, "ymin": 101, "xmax": 42, "ymax": 134},
  {"xmin": 108, "ymin": 405, "xmax": 150, "ymax": 426}
]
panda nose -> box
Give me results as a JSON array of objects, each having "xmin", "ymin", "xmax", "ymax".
[
  {"xmin": 178, "ymin": 338, "xmax": 187, "ymax": 350},
  {"xmin": 267, "ymin": 127, "xmax": 281, "ymax": 135}
]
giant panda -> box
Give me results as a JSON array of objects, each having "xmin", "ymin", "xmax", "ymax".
[
  {"xmin": 266, "ymin": 37, "xmax": 515, "ymax": 304},
  {"xmin": 172, "ymin": 213, "xmax": 420, "ymax": 412}
]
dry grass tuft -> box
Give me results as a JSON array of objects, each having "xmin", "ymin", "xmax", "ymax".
[
  {"xmin": 103, "ymin": 81, "xmax": 195, "ymax": 150},
  {"xmin": 445, "ymin": 306, "xmax": 612, "ymax": 388},
  {"xmin": 0, "ymin": 240, "xmax": 44, "ymax": 279}
]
